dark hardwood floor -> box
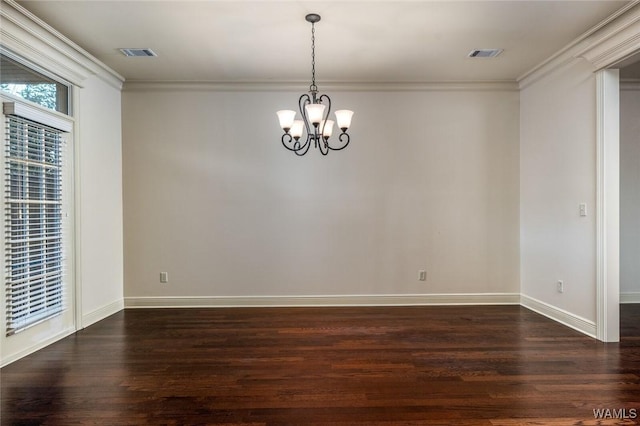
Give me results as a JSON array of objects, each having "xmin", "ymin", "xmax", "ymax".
[{"xmin": 2, "ymin": 305, "xmax": 640, "ymax": 425}]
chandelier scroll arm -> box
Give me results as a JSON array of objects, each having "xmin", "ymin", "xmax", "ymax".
[
  {"xmin": 318, "ymin": 134, "xmax": 329, "ymax": 155},
  {"xmin": 299, "ymin": 93, "xmax": 313, "ymax": 136},
  {"xmin": 327, "ymin": 132, "xmax": 350, "ymax": 151},
  {"xmin": 281, "ymin": 132, "xmax": 311, "ymax": 154},
  {"xmin": 318, "ymin": 94, "xmax": 331, "ymax": 138},
  {"xmin": 293, "ymin": 138, "xmax": 312, "ymax": 156}
]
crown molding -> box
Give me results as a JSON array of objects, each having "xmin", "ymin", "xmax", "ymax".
[
  {"xmin": 0, "ymin": 0, "xmax": 124, "ymax": 89},
  {"xmin": 518, "ymin": 1, "xmax": 640, "ymax": 89},
  {"xmin": 123, "ymin": 80, "xmax": 519, "ymax": 93},
  {"xmin": 517, "ymin": 52, "xmax": 582, "ymax": 91},
  {"xmin": 575, "ymin": 4, "xmax": 640, "ymax": 71}
]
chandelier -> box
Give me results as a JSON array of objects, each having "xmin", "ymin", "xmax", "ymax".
[{"xmin": 277, "ymin": 13, "xmax": 354, "ymax": 156}]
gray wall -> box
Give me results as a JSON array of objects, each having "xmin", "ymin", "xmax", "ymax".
[
  {"xmin": 122, "ymin": 87, "xmax": 520, "ymax": 302},
  {"xmin": 621, "ymin": 87, "xmax": 640, "ymax": 300}
]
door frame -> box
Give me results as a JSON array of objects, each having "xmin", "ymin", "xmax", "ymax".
[
  {"xmin": 578, "ymin": 4, "xmax": 640, "ymax": 342},
  {"xmin": 0, "ymin": 94, "xmax": 78, "ymax": 366},
  {"xmin": 595, "ymin": 69, "xmax": 620, "ymax": 342}
]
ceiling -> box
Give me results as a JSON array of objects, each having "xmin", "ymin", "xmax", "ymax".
[{"xmin": 14, "ymin": 0, "xmax": 632, "ymax": 83}]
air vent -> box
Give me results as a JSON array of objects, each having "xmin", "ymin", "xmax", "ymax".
[
  {"xmin": 119, "ymin": 48, "xmax": 157, "ymax": 57},
  {"xmin": 468, "ymin": 49, "xmax": 503, "ymax": 58}
]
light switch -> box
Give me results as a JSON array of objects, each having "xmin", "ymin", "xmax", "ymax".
[{"xmin": 579, "ymin": 203, "xmax": 587, "ymax": 217}]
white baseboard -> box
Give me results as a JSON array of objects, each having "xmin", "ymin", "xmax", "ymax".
[
  {"xmin": 1, "ymin": 327, "xmax": 76, "ymax": 368},
  {"xmin": 81, "ymin": 298, "xmax": 124, "ymax": 328},
  {"xmin": 520, "ymin": 294, "xmax": 596, "ymax": 338},
  {"xmin": 124, "ymin": 293, "xmax": 520, "ymax": 308},
  {"xmin": 620, "ymin": 292, "xmax": 640, "ymax": 304}
]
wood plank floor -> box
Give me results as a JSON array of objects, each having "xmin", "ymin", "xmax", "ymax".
[{"xmin": 2, "ymin": 305, "xmax": 640, "ymax": 425}]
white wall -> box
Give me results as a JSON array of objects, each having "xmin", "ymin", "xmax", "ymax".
[
  {"xmin": 122, "ymin": 86, "xmax": 520, "ymax": 304},
  {"xmin": 78, "ymin": 76, "xmax": 124, "ymax": 324},
  {"xmin": 620, "ymin": 86, "xmax": 640, "ymax": 300},
  {"xmin": 520, "ymin": 58, "xmax": 598, "ymax": 324}
]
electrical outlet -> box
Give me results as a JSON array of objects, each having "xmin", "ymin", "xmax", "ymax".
[
  {"xmin": 557, "ymin": 280, "xmax": 564, "ymax": 293},
  {"xmin": 419, "ymin": 270, "xmax": 427, "ymax": 281},
  {"xmin": 160, "ymin": 272, "xmax": 169, "ymax": 283}
]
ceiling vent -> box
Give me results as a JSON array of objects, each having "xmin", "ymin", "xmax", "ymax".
[
  {"xmin": 468, "ymin": 49, "xmax": 503, "ymax": 58},
  {"xmin": 119, "ymin": 48, "xmax": 157, "ymax": 57}
]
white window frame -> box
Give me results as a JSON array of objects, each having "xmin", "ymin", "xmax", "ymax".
[
  {"xmin": 0, "ymin": 47, "xmax": 73, "ymax": 116},
  {"xmin": 4, "ymin": 107, "xmax": 69, "ymax": 334},
  {"xmin": 0, "ymin": 93, "xmax": 76, "ymax": 364}
]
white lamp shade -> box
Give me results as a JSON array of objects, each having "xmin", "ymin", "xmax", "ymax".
[
  {"xmin": 305, "ymin": 103, "xmax": 326, "ymax": 125},
  {"xmin": 335, "ymin": 110, "xmax": 354, "ymax": 131},
  {"xmin": 321, "ymin": 120, "xmax": 334, "ymax": 138},
  {"xmin": 277, "ymin": 110, "xmax": 296, "ymax": 130},
  {"xmin": 290, "ymin": 120, "xmax": 304, "ymax": 139}
]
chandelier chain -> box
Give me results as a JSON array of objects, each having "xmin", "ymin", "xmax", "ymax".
[{"xmin": 310, "ymin": 22, "xmax": 317, "ymax": 93}]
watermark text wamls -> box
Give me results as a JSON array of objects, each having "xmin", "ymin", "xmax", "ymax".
[{"xmin": 593, "ymin": 408, "xmax": 637, "ymax": 419}]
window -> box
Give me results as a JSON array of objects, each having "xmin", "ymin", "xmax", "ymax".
[
  {"xmin": 0, "ymin": 51, "xmax": 70, "ymax": 115},
  {"xmin": 4, "ymin": 114, "xmax": 66, "ymax": 335}
]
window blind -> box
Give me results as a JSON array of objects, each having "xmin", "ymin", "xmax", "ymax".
[{"xmin": 4, "ymin": 114, "xmax": 64, "ymax": 335}]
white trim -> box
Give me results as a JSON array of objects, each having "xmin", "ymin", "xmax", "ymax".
[
  {"xmin": 518, "ymin": 51, "xmax": 583, "ymax": 90},
  {"xmin": 0, "ymin": 0, "xmax": 124, "ymax": 89},
  {"xmin": 123, "ymin": 80, "xmax": 519, "ymax": 93},
  {"xmin": 82, "ymin": 299, "xmax": 124, "ymax": 328},
  {"xmin": 3, "ymin": 101, "xmax": 73, "ymax": 132},
  {"xmin": 518, "ymin": 4, "xmax": 640, "ymax": 90},
  {"xmin": 520, "ymin": 294, "xmax": 597, "ymax": 338},
  {"xmin": 0, "ymin": 326, "xmax": 75, "ymax": 367},
  {"xmin": 596, "ymin": 69, "xmax": 621, "ymax": 343},
  {"xmin": 124, "ymin": 293, "xmax": 520, "ymax": 309},
  {"xmin": 518, "ymin": 2, "xmax": 640, "ymax": 84},
  {"xmin": 1, "ymin": 94, "xmax": 78, "ymax": 363},
  {"xmin": 596, "ymin": 70, "xmax": 607, "ymax": 341},
  {"xmin": 72, "ymin": 88, "xmax": 83, "ymax": 331},
  {"xmin": 575, "ymin": 5, "xmax": 640, "ymax": 71},
  {"xmin": 621, "ymin": 292, "xmax": 640, "ymax": 304}
]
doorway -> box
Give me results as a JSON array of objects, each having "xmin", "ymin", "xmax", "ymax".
[{"xmin": 619, "ymin": 56, "xmax": 640, "ymax": 339}]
